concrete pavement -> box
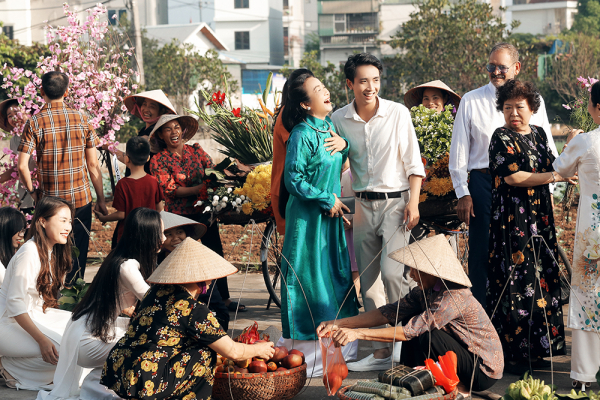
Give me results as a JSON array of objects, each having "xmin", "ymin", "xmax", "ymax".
[{"xmin": 0, "ymin": 272, "xmax": 582, "ymax": 399}]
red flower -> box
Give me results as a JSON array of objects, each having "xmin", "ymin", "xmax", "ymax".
[
  {"xmin": 232, "ymin": 107, "xmax": 241, "ymax": 117},
  {"xmin": 208, "ymin": 90, "xmax": 226, "ymax": 106},
  {"xmin": 552, "ymin": 326, "xmax": 559, "ymax": 336}
]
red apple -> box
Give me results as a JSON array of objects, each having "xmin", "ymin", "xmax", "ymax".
[
  {"xmin": 323, "ymin": 372, "xmax": 343, "ymax": 395},
  {"xmin": 332, "ymin": 364, "xmax": 349, "ymax": 379},
  {"xmin": 248, "ymin": 360, "xmax": 268, "ymax": 373},
  {"xmin": 271, "ymin": 346, "xmax": 289, "ymax": 363},
  {"xmin": 267, "ymin": 361, "xmax": 278, "ymax": 372},
  {"xmin": 289, "ymin": 349, "xmax": 305, "ymax": 364},
  {"xmin": 281, "ymin": 354, "xmax": 303, "ymax": 369}
]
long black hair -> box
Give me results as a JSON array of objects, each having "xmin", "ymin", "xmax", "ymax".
[
  {"xmin": 72, "ymin": 207, "xmax": 163, "ymax": 342},
  {"xmin": 281, "ymin": 69, "xmax": 315, "ymax": 133},
  {"xmin": 0, "ymin": 207, "xmax": 26, "ymax": 267}
]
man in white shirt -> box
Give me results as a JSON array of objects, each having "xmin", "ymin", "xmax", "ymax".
[
  {"xmin": 332, "ymin": 53, "xmax": 426, "ymax": 371},
  {"xmin": 449, "ymin": 43, "xmax": 558, "ymax": 307}
]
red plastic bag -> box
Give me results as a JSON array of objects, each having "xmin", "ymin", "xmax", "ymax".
[
  {"xmin": 424, "ymin": 351, "xmax": 460, "ymax": 393},
  {"xmin": 319, "ymin": 336, "xmax": 349, "ymax": 396}
]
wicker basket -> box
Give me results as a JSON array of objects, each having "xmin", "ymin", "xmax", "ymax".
[
  {"xmin": 337, "ymin": 386, "xmax": 458, "ymax": 400},
  {"xmin": 212, "ymin": 363, "xmax": 307, "ymax": 400}
]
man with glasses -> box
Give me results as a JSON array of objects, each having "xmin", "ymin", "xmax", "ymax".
[{"xmin": 448, "ymin": 42, "xmax": 558, "ymax": 307}]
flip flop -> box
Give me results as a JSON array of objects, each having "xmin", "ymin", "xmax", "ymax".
[{"xmin": 227, "ymin": 301, "xmax": 247, "ymax": 312}]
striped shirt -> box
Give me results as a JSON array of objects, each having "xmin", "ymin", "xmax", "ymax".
[
  {"xmin": 18, "ymin": 102, "xmax": 99, "ymax": 209},
  {"xmin": 379, "ymin": 284, "xmax": 504, "ymax": 379}
]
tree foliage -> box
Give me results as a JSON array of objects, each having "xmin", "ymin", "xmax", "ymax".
[
  {"xmin": 384, "ymin": 0, "xmax": 521, "ymax": 101},
  {"xmin": 280, "ymin": 50, "xmax": 350, "ymax": 111},
  {"xmin": 571, "ymin": 0, "xmax": 600, "ymax": 36},
  {"xmin": 143, "ymin": 38, "xmax": 237, "ymax": 115}
]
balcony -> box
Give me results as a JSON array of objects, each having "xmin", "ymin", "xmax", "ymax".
[
  {"xmin": 319, "ymin": 12, "xmax": 378, "ymax": 36},
  {"xmin": 320, "ymin": 33, "xmax": 377, "ymax": 47}
]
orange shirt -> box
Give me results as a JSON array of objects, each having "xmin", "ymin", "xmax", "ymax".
[{"xmin": 271, "ymin": 111, "xmax": 289, "ymax": 234}]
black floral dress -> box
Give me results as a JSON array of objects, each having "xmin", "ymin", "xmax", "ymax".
[
  {"xmin": 487, "ymin": 126, "xmax": 565, "ymax": 362},
  {"xmin": 101, "ymin": 285, "xmax": 226, "ymax": 400}
]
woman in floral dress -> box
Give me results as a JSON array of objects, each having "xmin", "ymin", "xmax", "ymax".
[
  {"xmin": 101, "ymin": 238, "xmax": 275, "ymax": 400},
  {"xmin": 553, "ymin": 80, "xmax": 600, "ymax": 388},
  {"xmin": 487, "ymin": 80, "xmax": 575, "ymax": 371},
  {"xmin": 149, "ymin": 114, "xmax": 244, "ymax": 313}
]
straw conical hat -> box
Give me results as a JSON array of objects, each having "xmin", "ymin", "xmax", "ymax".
[
  {"xmin": 161, "ymin": 211, "xmax": 207, "ymax": 240},
  {"xmin": 124, "ymin": 90, "xmax": 176, "ymax": 119},
  {"xmin": 0, "ymin": 99, "xmax": 19, "ymax": 132},
  {"xmin": 148, "ymin": 114, "xmax": 199, "ymax": 153},
  {"xmin": 404, "ymin": 80, "xmax": 461, "ymax": 110},
  {"xmin": 148, "ymin": 237, "xmax": 238, "ymax": 284},
  {"xmin": 388, "ymin": 234, "xmax": 471, "ymax": 287}
]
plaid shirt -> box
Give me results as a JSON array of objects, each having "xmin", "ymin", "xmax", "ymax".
[{"xmin": 18, "ymin": 102, "xmax": 99, "ymax": 209}]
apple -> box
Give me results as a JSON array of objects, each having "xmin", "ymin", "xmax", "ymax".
[
  {"xmin": 281, "ymin": 354, "xmax": 303, "ymax": 369},
  {"xmin": 289, "ymin": 349, "xmax": 305, "ymax": 364},
  {"xmin": 248, "ymin": 360, "xmax": 268, "ymax": 373},
  {"xmin": 253, "ymin": 357, "xmax": 267, "ymax": 362},
  {"xmin": 271, "ymin": 346, "xmax": 289, "ymax": 363},
  {"xmin": 236, "ymin": 359, "xmax": 250, "ymax": 369},
  {"xmin": 323, "ymin": 372, "xmax": 343, "ymax": 395}
]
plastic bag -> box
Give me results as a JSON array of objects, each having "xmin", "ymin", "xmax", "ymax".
[
  {"xmin": 320, "ymin": 336, "xmax": 349, "ymax": 396},
  {"xmin": 424, "ymin": 351, "xmax": 460, "ymax": 393}
]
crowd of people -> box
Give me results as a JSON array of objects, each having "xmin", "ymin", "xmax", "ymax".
[{"xmin": 0, "ymin": 40, "xmax": 596, "ymax": 398}]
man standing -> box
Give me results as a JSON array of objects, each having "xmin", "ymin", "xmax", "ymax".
[
  {"xmin": 18, "ymin": 71, "xmax": 108, "ymax": 284},
  {"xmin": 332, "ymin": 53, "xmax": 425, "ymax": 371},
  {"xmin": 449, "ymin": 43, "xmax": 558, "ymax": 307}
]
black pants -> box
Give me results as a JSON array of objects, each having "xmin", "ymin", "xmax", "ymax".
[
  {"xmin": 400, "ymin": 329, "xmax": 498, "ymax": 392},
  {"xmin": 190, "ymin": 215, "xmax": 230, "ymax": 301},
  {"xmin": 66, "ymin": 202, "xmax": 93, "ymax": 285}
]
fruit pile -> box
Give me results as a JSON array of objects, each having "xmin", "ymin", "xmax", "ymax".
[{"xmin": 216, "ymin": 346, "xmax": 305, "ymax": 375}]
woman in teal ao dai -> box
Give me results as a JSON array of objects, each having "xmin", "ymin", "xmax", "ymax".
[{"xmin": 278, "ymin": 69, "xmax": 359, "ymax": 376}]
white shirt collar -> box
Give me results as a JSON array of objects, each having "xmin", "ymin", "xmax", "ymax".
[
  {"xmin": 344, "ymin": 96, "xmax": 389, "ymax": 121},
  {"xmin": 486, "ymin": 81, "xmax": 497, "ymax": 96}
]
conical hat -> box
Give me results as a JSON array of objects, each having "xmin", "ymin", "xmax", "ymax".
[
  {"xmin": 404, "ymin": 80, "xmax": 462, "ymax": 110},
  {"xmin": 388, "ymin": 234, "xmax": 471, "ymax": 287},
  {"xmin": 0, "ymin": 99, "xmax": 19, "ymax": 132},
  {"xmin": 148, "ymin": 114, "xmax": 199, "ymax": 153},
  {"xmin": 148, "ymin": 237, "xmax": 238, "ymax": 284},
  {"xmin": 124, "ymin": 90, "xmax": 176, "ymax": 119},
  {"xmin": 161, "ymin": 211, "xmax": 207, "ymax": 240}
]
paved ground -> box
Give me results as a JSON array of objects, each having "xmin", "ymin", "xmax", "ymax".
[{"xmin": 0, "ymin": 272, "xmax": 584, "ymax": 399}]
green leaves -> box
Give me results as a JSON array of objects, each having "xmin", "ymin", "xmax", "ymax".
[
  {"xmin": 411, "ymin": 104, "xmax": 455, "ymax": 160},
  {"xmin": 58, "ymin": 278, "xmax": 90, "ymax": 312}
]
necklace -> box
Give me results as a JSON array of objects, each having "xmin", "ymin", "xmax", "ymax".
[{"xmin": 303, "ymin": 118, "xmax": 332, "ymax": 133}]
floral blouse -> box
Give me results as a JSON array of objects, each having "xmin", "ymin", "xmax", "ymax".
[
  {"xmin": 150, "ymin": 143, "xmax": 214, "ymax": 215},
  {"xmin": 101, "ymin": 284, "xmax": 226, "ymax": 400}
]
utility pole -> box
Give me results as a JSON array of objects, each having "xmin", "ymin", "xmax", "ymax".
[{"xmin": 131, "ymin": 0, "xmax": 145, "ymax": 86}]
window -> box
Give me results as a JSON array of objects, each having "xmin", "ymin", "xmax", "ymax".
[
  {"xmin": 283, "ymin": 0, "xmax": 289, "ymax": 9},
  {"xmin": 235, "ymin": 0, "xmax": 249, "ymax": 8},
  {"xmin": 1, "ymin": 25, "xmax": 13, "ymax": 40},
  {"xmin": 283, "ymin": 27, "xmax": 289, "ymax": 56},
  {"xmin": 108, "ymin": 9, "xmax": 127, "ymax": 25},
  {"xmin": 334, "ymin": 14, "xmax": 346, "ymax": 33},
  {"xmin": 235, "ymin": 31, "xmax": 250, "ymax": 50}
]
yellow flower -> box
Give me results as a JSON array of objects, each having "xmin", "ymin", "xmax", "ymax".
[
  {"xmin": 512, "ymin": 250, "xmax": 525, "ymax": 265},
  {"xmin": 537, "ymin": 298, "xmax": 547, "ymax": 308},
  {"xmin": 141, "ymin": 360, "xmax": 154, "ymax": 372},
  {"xmin": 145, "ymin": 381, "xmax": 154, "ymax": 396},
  {"xmin": 233, "ymin": 187, "xmax": 243, "ymax": 195},
  {"xmin": 242, "ymin": 202, "xmax": 253, "ymax": 215},
  {"xmin": 193, "ymin": 364, "xmax": 207, "ymax": 377},
  {"xmin": 419, "ymin": 192, "xmax": 428, "ymax": 203},
  {"xmin": 167, "ymin": 337, "xmax": 180, "ymax": 346},
  {"xmin": 425, "ymin": 177, "xmax": 454, "ymax": 197},
  {"xmin": 113, "ymin": 356, "xmax": 125, "ymax": 371},
  {"xmin": 515, "ymin": 326, "xmax": 522, "ymax": 334},
  {"xmin": 126, "ymin": 370, "xmax": 138, "ymax": 386},
  {"xmin": 176, "ymin": 366, "xmax": 186, "ymax": 378},
  {"xmin": 174, "ymin": 300, "xmax": 189, "ymax": 310},
  {"xmin": 246, "ymin": 174, "xmax": 256, "ymax": 185},
  {"xmin": 182, "ymin": 393, "xmax": 196, "ymax": 400},
  {"xmin": 508, "ymin": 163, "xmax": 519, "ymax": 172},
  {"xmin": 139, "ymin": 316, "xmax": 153, "ymax": 326},
  {"xmin": 494, "ymin": 175, "xmax": 501, "ymax": 188}
]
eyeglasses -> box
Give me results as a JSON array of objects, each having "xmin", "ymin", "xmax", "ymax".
[{"xmin": 485, "ymin": 62, "xmax": 517, "ymax": 74}]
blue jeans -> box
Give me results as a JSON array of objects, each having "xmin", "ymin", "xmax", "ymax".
[{"xmin": 468, "ymin": 171, "xmax": 492, "ymax": 308}]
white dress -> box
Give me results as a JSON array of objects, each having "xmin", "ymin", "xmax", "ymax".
[
  {"xmin": 0, "ymin": 239, "xmax": 72, "ymax": 390},
  {"xmin": 0, "ymin": 260, "xmax": 5, "ymax": 287},
  {"xmin": 37, "ymin": 259, "xmax": 150, "ymax": 400},
  {"xmin": 553, "ymin": 127, "xmax": 600, "ymax": 381}
]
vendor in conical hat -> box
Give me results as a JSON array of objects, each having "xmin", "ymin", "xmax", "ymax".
[
  {"xmin": 317, "ymin": 234, "xmax": 503, "ymax": 392},
  {"xmin": 101, "ymin": 237, "xmax": 275, "ymax": 400},
  {"xmin": 404, "ymin": 80, "xmax": 461, "ymax": 114},
  {"xmin": 107, "ymin": 90, "xmax": 177, "ymax": 174}
]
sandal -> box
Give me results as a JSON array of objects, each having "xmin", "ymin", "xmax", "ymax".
[
  {"xmin": 227, "ymin": 301, "xmax": 247, "ymax": 312},
  {"xmin": 572, "ymin": 380, "xmax": 592, "ymax": 391},
  {"xmin": 0, "ymin": 359, "xmax": 18, "ymax": 389}
]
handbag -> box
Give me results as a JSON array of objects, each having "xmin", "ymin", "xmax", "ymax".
[
  {"xmin": 340, "ymin": 196, "xmax": 355, "ymax": 214},
  {"xmin": 378, "ymin": 365, "xmax": 435, "ymax": 395}
]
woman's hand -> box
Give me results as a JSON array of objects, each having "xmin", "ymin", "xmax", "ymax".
[
  {"xmin": 317, "ymin": 320, "xmax": 338, "ymax": 338},
  {"xmin": 328, "ymin": 194, "xmax": 350, "ymax": 218},
  {"xmin": 331, "ymin": 328, "xmax": 360, "ymax": 347},
  {"xmin": 251, "ymin": 341, "xmax": 275, "ymax": 361},
  {"xmin": 555, "ymin": 172, "xmax": 578, "ymax": 185},
  {"xmin": 324, "ymin": 131, "xmax": 347, "ymax": 156},
  {"xmin": 566, "ymin": 129, "xmax": 583, "ymax": 144},
  {"xmin": 38, "ymin": 336, "xmax": 59, "ymax": 365}
]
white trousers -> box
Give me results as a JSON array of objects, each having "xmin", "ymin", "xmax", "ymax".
[
  {"xmin": 353, "ymin": 195, "xmax": 414, "ymax": 350},
  {"xmin": 276, "ymin": 337, "xmax": 358, "ymax": 378},
  {"xmin": 0, "ymin": 322, "xmax": 60, "ymax": 390},
  {"xmin": 571, "ymin": 329, "xmax": 600, "ymax": 383}
]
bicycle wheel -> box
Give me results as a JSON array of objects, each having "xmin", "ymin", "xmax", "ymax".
[
  {"xmin": 558, "ymin": 245, "xmax": 572, "ymax": 303},
  {"xmin": 260, "ymin": 219, "xmax": 283, "ymax": 309}
]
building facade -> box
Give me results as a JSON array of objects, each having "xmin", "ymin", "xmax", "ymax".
[{"xmin": 507, "ymin": 0, "xmax": 578, "ymax": 35}]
